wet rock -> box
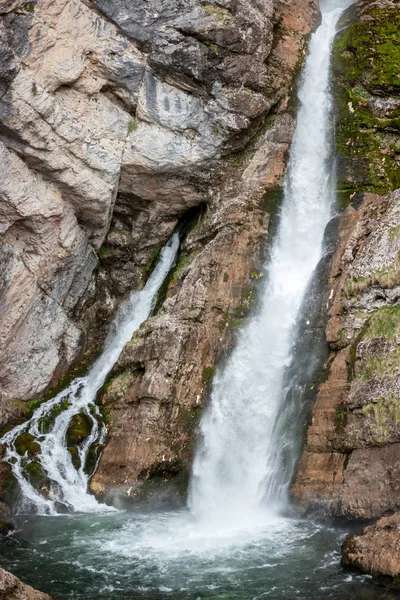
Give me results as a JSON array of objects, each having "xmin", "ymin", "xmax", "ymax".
[
  {"xmin": 291, "ymin": 0, "xmax": 400, "ymax": 520},
  {"xmin": 14, "ymin": 433, "xmax": 40, "ymax": 458},
  {"xmin": 0, "ymin": 567, "xmax": 53, "ymax": 599},
  {"xmin": 0, "ymin": 519, "xmax": 14, "ymax": 535},
  {"xmin": 66, "ymin": 413, "xmax": 93, "ymax": 446},
  {"xmin": 342, "ymin": 514, "xmax": 400, "ymax": 587}
]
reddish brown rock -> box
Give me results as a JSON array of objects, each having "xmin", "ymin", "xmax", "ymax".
[
  {"xmin": 342, "ymin": 513, "xmax": 400, "ymax": 586},
  {"xmin": 90, "ymin": 0, "xmax": 320, "ymax": 501}
]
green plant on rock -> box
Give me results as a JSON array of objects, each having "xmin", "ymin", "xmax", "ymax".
[
  {"xmin": 14, "ymin": 432, "xmax": 40, "ymax": 458},
  {"xmin": 202, "ymin": 367, "xmax": 215, "ymax": 384},
  {"xmin": 366, "ymin": 306, "xmax": 400, "ymax": 342},
  {"xmin": 127, "ymin": 117, "xmax": 138, "ymax": 134},
  {"xmin": 201, "ymin": 4, "xmax": 232, "ymax": 22},
  {"xmin": 332, "ymin": 5, "xmax": 400, "ymax": 206}
]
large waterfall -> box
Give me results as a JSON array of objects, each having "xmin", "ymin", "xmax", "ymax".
[
  {"xmin": 189, "ymin": 0, "xmax": 353, "ymax": 525},
  {"xmin": 1, "ymin": 232, "xmax": 180, "ymax": 514},
  {"xmin": 1, "ymin": 2, "xmax": 381, "ymax": 598}
]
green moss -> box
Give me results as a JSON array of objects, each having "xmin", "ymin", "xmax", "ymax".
[
  {"xmin": 362, "ymin": 394, "xmax": 400, "ymax": 432},
  {"xmin": 66, "ymin": 413, "xmax": 93, "ymax": 446},
  {"xmin": 362, "ymin": 347, "xmax": 400, "ymax": 381},
  {"xmin": 201, "ymin": 4, "xmax": 232, "ymax": 22},
  {"xmin": 365, "ymin": 306, "xmax": 400, "ymax": 342},
  {"xmin": 127, "ymin": 118, "xmax": 138, "ymax": 134},
  {"xmin": 14, "ymin": 433, "xmax": 40, "ymax": 458},
  {"xmin": 100, "ymin": 405, "xmax": 113, "ymax": 426},
  {"xmin": 332, "ymin": 6, "xmax": 400, "ymax": 205},
  {"xmin": 389, "ymin": 224, "xmax": 400, "ymax": 240},
  {"xmin": 68, "ymin": 446, "xmax": 81, "ymax": 470},
  {"xmin": 23, "ymin": 461, "xmax": 46, "ymax": 487},
  {"xmin": 334, "ymin": 403, "xmax": 349, "ymax": 433},
  {"xmin": 24, "ymin": 2, "xmax": 35, "ymax": 12},
  {"xmin": 177, "ymin": 405, "xmax": 203, "ymax": 433},
  {"xmin": 100, "ymin": 370, "xmax": 137, "ymax": 405},
  {"xmin": 171, "ymin": 252, "xmax": 199, "ymax": 284},
  {"xmin": 202, "ymin": 367, "xmax": 215, "ymax": 384},
  {"xmin": 209, "ymin": 43, "xmax": 219, "ymax": 55},
  {"xmin": 250, "ymin": 270, "xmax": 263, "ymax": 280}
]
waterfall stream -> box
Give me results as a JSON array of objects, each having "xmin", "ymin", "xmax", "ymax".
[
  {"xmin": 1, "ymin": 232, "xmax": 180, "ymax": 514},
  {"xmin": 189, "ymin": 0, "xmax": 353, "ymax": 524},
  {"xmin": 1, "ymin": 2, "xmax": 385, "ymax": 599}
]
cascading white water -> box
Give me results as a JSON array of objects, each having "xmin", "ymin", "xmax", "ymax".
[
  {"xmin": 189, "ymin": 0, "xmax": 353, "ymax": 525},
  {"xmin": 1, "ymin": 232, "xmax": 180, "ymax": 515}
]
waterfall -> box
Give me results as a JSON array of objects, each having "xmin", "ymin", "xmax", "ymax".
[
  {"xmin": 189, "ymin": 0, "xmax": 353, "ymax": 525},
  {"xmin": 1, "ymin": 232, "xmax": 180, "ymax": 515}
]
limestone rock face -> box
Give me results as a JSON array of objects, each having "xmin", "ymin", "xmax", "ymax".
[
  {"xmin": 342, "ymin": 514, "xmax": 400, "ymax": 586},
  {"xmin": 292, "ymin": 190, "xmax": 400, "ymax": 519},
  {"xmin": 89, "ymin": 2, "xmax": 320, "ymax": 497},
  {"xmin": 0, "ymin": 567, "xmax": 52, "ymax": 600},
  {"xmin": 291, "ymin": 0, "xmax": 400, "ymax": 520},
  {"xmin": 0, "ymin": 0, "xmax": 319, "ymax": 405}
]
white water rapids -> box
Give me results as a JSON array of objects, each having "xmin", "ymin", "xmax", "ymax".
[
  {"xmin": 1, "ymin": 232, "xmax": 180, "ymax": 514},
  {"xmin": 189, "ymin": 0, "xmax": 353, "ymax": 525}
]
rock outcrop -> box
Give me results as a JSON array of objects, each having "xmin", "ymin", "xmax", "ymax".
[
  {"xmin": 291, "ymin": 0, "xmax": 400, "ymax": 520},
  {"xmin": 0, "ymin": 567, "xmax": 52, "ymax": 600},
  {"xmin": 0, "ymin": 0, "xmax": 318, "ymax": 404},
  {"xmin": 0, "ymin": 0, "xmax": 319, "ymax": 501},
  {"xmin": 342, "ymin": 513, "xmax": 400, "ymax": 587},
  {"xmin": 88, "ymin": 1, "xmax": 320, "ymax": 500}
]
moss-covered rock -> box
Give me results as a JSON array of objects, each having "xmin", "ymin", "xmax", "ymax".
[
  {"xmin": 66, "ymin": 413, "xmax": 93, "ymax": 446},
  {"xmin": 333, "ymin": 1, "xmax": 400, "ymax": 206},
  {"xmin": 14, "ymin": 432, "xmax": 40, "ymax": 458},
  {"xmin": 23, "ymin": 460, "xmax": 46, "ymax": 490},
  {"xmin": 68, "ymin": 446, "xmax": 81, "ymax": 470}
]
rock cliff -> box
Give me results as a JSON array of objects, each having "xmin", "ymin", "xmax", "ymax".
[
  {"xmin": 291, "ymin": 0, "xmax": 400, "ymax": 520},
  {"xmin": 0, "ymin": 0, "xmax": 319, "ymax": 500}
]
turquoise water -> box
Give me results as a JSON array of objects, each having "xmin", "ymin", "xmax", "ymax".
[{"xmin": 0, "ymin": 508, "xmax": 395, "ymax": 600}]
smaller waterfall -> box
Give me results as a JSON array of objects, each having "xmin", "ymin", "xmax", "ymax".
[{"xmin": 1, "ymin": 232, "xmax": 180, "ymax": 515}]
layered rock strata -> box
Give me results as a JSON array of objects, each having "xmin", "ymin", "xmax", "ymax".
[
  {"xmin": 292, "ymin": 0, "xmax": 400, "ymax": 520},
  {"xmin": 342, "ymin": 514, "xmax": 400, "ymax": 588}
]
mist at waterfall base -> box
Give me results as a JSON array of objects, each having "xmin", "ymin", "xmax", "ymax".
[{"xmin": 0, "ymin": 1, "xmax": 392, "ymax": 599}]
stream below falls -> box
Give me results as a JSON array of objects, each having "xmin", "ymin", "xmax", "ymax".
[
  {"xmin": 0, "ymin": 510, "xmax": 398, "ymax": 600},
  {"xmin": 0, "ymin": 0, "xmax": 396, "ymax": 599}
]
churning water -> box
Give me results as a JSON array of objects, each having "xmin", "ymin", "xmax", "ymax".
[
  {"xmin": 0, "ymin": 232, "xmax": 180, "ymax": 514},
  {"xmin": 1, "ymin": 1, "xmax": 389, "ymax": 599}
]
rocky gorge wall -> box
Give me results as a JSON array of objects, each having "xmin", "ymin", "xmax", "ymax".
[
  {"xmin": 290, "ymin": 0, "xmax": 400, "ymax": 584},
  {"xmin": 0, "ymin": 0, "xmax": 319, "ymax": 504}
]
